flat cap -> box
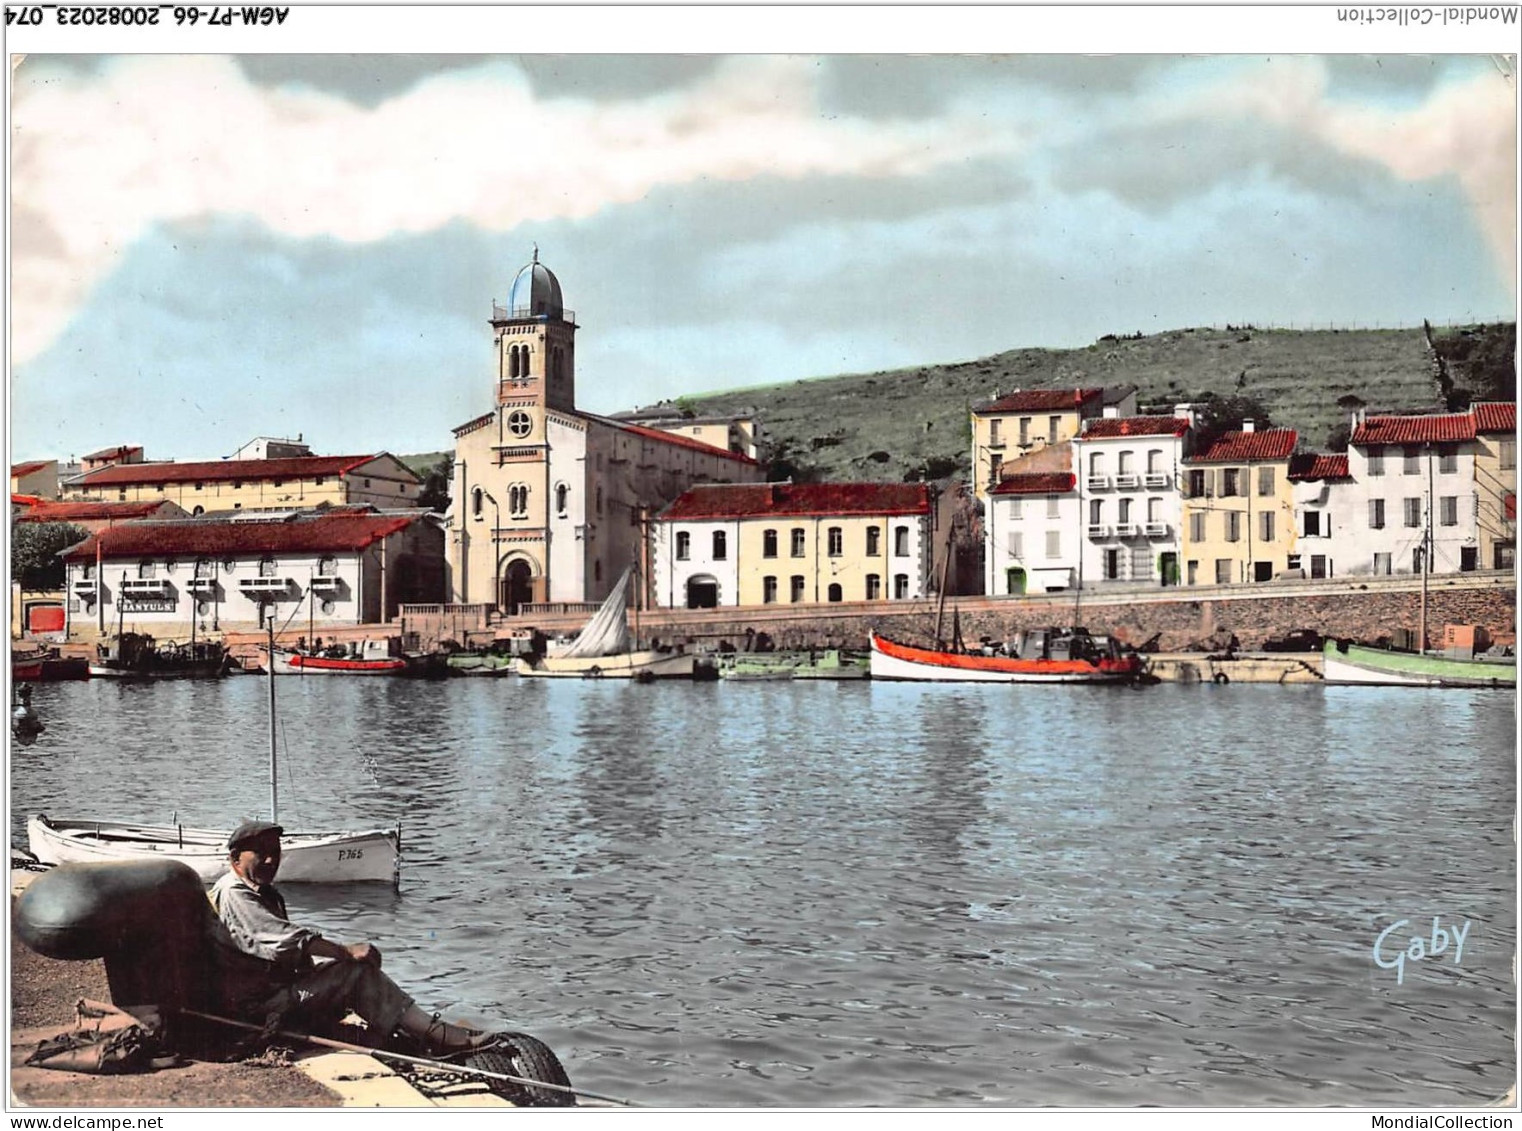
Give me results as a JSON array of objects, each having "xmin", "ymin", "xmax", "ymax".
[{"xmin": 227, "ymin": 819, "xmax": 284, "ymax": 853}]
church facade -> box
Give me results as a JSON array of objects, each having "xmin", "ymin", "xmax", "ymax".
[{"xmin": 449, "ymin": 255, "xmax": 763, "ymax": 611}]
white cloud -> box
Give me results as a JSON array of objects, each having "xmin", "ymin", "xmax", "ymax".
[{"xmin": 10, "ymin": 55, "xmax": 1003, "ymax": 366}]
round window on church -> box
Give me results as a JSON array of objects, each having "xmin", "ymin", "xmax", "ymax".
[{"xmin": 507, "ymin": 411, "xmax": 533, "ymax": 438}]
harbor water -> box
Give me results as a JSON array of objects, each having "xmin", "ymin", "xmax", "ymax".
[{"xmin": 9, "ymin": 677, "xmax": 1516, "ymax": 1107}]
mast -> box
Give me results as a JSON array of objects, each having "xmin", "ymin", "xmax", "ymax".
[
  {"xmin": 932, "ymin": 507, "xmax": 955, "ymax": 648},
  {"xmin": 1419, "ymin": 446, "xmax": 1433, "ymax": 653},
  {"xmin": 267, "ymin": 613, "xmax": 279, "ymax": 823}
]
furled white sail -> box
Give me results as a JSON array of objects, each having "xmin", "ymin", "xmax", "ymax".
[{"xmin": 561, "ymin": 567, "xmax": 633, "ymax": 658}]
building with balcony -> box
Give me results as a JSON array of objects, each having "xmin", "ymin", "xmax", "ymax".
[
  {"xmin": 450, "ymin": 253, "xmax": 764, "ymax": 613},
  {"xmin": 65, "ymin": 453, "xmax": 421, "ymax": 515},
  {"xmin": 969, "ymin": 386, "xmax": 1136, "ymax": 501},
  {"xmin": 1180, "ymin": 425, "xmax": 1299, "ymax": 586},
  {"xmin": 650, "ymin": 482, "xmax": 938, "ymax": 608},
  {"xmin": 1073, "ymin": 413, "xmax": 1193, "ymax": 587},
  {"xmin": 59, "ymin": 507, "xmax": 444, "ymax": 642}
]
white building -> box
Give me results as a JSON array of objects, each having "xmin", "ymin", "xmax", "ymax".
[
  {"xmin": 984, "ymin": 444, "xmax": 1081, "ymax": 595},
  {"xmin": 1071, "ymin": 414, "xmax": 1192, "ymax": 586},
  {"xmin": 1287, "ymin": 453, "xmax": 1355, "ymax": 580},
  {"xmin": 60, "ymin": 508, "xmax": 444, "ymax": 641}
]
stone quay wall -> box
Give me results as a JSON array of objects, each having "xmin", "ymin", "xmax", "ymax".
[{"xmin": 398, "ymin": 572, "xmax": 1516, "ymax": 655}]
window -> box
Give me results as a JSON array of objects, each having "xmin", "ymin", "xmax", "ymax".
[
  {"xmin": 1369, "ymin": 499, "xmax": 1385, "ymax": 530},
  {"xmin": 1089, "ymin": 500, "xmax": 1103, "ymax": 525},
  {"xmin": 866, "ymin": 574, "xmax": 882, "ymax": 600},
  {"xmin": 763, "ymin": 576, "xmax": 778, "ymax": 604},
  {"xmin": 1413, "ymin": 547, "xmax": 1425, "ymax": 574},
  {"xmin": 509, "ymin": 484, "xmax": 529, "ymax": 518},
  {"xmin": 988, "ymin": 453, "xmax": 1003, "ymax": 487},
  {"xmin": 137, "ymin": 560, "xmax": 156, "ymax": 578},
  {"xmin": 676, "ymin": 532, "xmax": 690, "ymax": 561},
  {"xmin": 1117, "ymin": 498, "xmax": 1132, "ymax": 524},
  {"xmin": 471, "ymin": 487, "xmax": 483, "ymax": 519},
  {"xmin": 712, "ymin": 531, "xmax": 727, "ymax": 560},
  {"xmin": 828, "ymin": 583, "xmax": 843, "ymax": 602},
  {"xmin": 1187, "ymin": 469, "xmax": 1212, "ymax": 498},
  {"xmin": 894, "ymin": 526, "xmax": 909, "ymax": 556},
  {"xmin": 763, "ymin": 529, "xmax": 778, "ymax": 558},
  {"xmin": 1008, "ymin": 497, "xmax": 1023, "ymax": 519},
  {"xmin": 1310, "ymin": 555, "xmax": 1328, "ymax": 579},
  {"xmin": 1131, "ymin": 546, "xmax": 1152, "ymax": 581},
  {"xmin": 1147, "ymin": 497, "xmax": 1162, "ymax": 523},
  {"xmin": 894, "ymin": 574, "xmax": 910, "ymax": 599},
  {"xmin": 1045, "ymin": 530, "xmax": 1061, "ymax": 560},
  {"xmin": 989, "ymin": 419, "xmax": 1003, "ymax": 446},
  {"xmin": 194, "ymin": 482, "xmax": 204, "ymax": 492},
  {"xmin": 1047, "ymin": 416, "xmax": 1060, "ymax": 444},
  {"xmin": 314, "ymin": 477, "xmax": 325, "ymax": 487},
  {"xmin": 866, "ymin": 527, "xmax": 881, "ymax": 556},
  {"xmin": 790, "ymin": 576, "xmax": 805, "ymax": 603},
  {"xmin": 1501, "ymin": 439, "xmax": 1516, "ymax": 471},
  {"xmin": 1257, "ymin": 466, "xmax": 1274, "ymax": 496},
  {"xmin": 1305, "ymin": 511, "xmax": 1323, "ymax": 537},
  {"xmin": 1221, "ymin": 469, "xmax": 1241, "ymax": 497},
  {"xmin": 556, "ymin": 484, "xmax": 569, "ymax": 517},
  {"xmin": 1259, "ymin": 511, "xmax": 1274, "ymax": 543},
  {"xmin": 1007, "ymin": 532, "xmax": 1024, "ymax": 560},
  {"xmin": 1403, "ymin": 497, "xmax": 1421, "ymax": 528},
  {"xmin": 1019, "ymin": 417, "xmax": 1030, "ymax": 445},
  {"xmin": 1189, "ymin": 511, "xmax": 1206, "ymax": 542},
  {"xmin": 1403, "ymin": 446, "xmax": 1420, "ymax": 475},
  {"xmin": 1117, "ymin": 451, "xmax": 1133, "ymax": 475},
  {"xmin": 1103, "ymin": 548, "xmax": 1120, "ymax": 580},
  {"xmin": 1367, "ymin": 446, "xmax": 1385, "ymax": 476},
  {"xmin": 259, "ymin": 557, "xmax": 277, "ymax": 578},
  {"xmin": 1046, "ymin": 495, "xmax": 1060, "ymax": 519},
  {"xmin": 1373, "ymin": 552, "xmax": 1392, "ymax": 575},
  {"xmin": 1147, "ymin": 450, "xmax": 1163, "ymax": 474},
  {"xmin": 1439, "ymin": 445, "xmax": 1458, "ymax": 474},
  {"xmin": 791, "ymin": 528, "xmax": 806, "ymax": 558},
  {"xmin": 194, "ymin": 558, "xmax": 213, "ymax": 579},
  {"xmin": 1225, "ymin": 512, "xmax": 1241, "ymax": 542},
  {"xmin": 1089, "ymin": 452, "xmax": 1105, "ymax": 476},
  {"xmin": 1209, "ymin": 559, "xmax": 1229, "ymax": 584},
  {"xmin": 596, "ymin": 487, "xmax": 603, "ymax": 515},
  {"xmin": 827, "ymin": 527, "xmax": 843, "ymax": 556},
  {"xmin": 1440, "ymin": 496, "xmax": 1458, "ymax": 526}
]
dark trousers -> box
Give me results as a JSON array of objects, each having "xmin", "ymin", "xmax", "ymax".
[{"xmin": 248, "ymin": 960, "xmax": 415, "ymax": 1044}]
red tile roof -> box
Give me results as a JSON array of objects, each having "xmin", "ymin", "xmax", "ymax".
[
  {"xmin": 11, "ymin": 460, "xmax": 51, "ymax": 479},
  {"xmin": 1188, "ymin": 428, "xmax": 1298, "ymax": 464},
  {"xmin": 990, "ymin": 473, "xmax": 1076, "ymax": 496},
  {"xmin": 1351, "ymin": 413, "xmax": 1475, "ymax": 446},
  {"xmin": 1472, "ymin": 402, "xmax": 1516, "ymax": 435},
  {"xmin": 62, "ymin": 513, "xmax": 421, "ymax": 562},
  {"xmin": 15, "ymin": 500, "xmax": 179, "ymax": 524},
  {"xmin": 617, "ymin": 422, "xmax": 758, "ymax": 465},
  {"xmin": 975, "ymin": 387, "xmax": 1103, "ymax": 414},
  {"xmin": 1287, "ymin": 453, "xmax": 1351, "ymax": 482},
  {"xmin": 658, "ymin": 482, "xmax": 929, "ymax": 521},
  {"xmin": 1079, "ymin": 415, "xmax": 1192, "ymax": 439},
  {"xmin": 75, "ymin": 454, "xmax": 410, "ymax": 487},
  {"xmin": 11, "ymin": 494, "xmax": 42, "ymax": 509}
]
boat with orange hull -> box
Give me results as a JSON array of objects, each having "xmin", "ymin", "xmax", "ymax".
[
  {"xmin": 268, "ymin": 645, "xmax": 409, "ymax": 675},
  {"xmin": 868, "ymin": 628, "xmax": 1144, "ymax": 684}
]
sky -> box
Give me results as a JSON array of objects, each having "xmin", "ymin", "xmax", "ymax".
[{"xmin": 7, "ymin": 33, "xmax": 1518, "ymax": 465}]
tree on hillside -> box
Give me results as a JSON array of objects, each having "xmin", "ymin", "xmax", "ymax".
[
  {"xmin": 417, "ymin": 454, "xmax": 453, "ymax": 513},
  {"xmin": 1189, "ymin": 394, "xmax": 1275, "ymax": 446},
  {"xmin": 12, "ymin": 522, "xmax": 89, "ymax": 589}
]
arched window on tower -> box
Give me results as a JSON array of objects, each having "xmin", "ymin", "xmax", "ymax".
[
  {"xmin": 555, "ymin": 483, "xmax": 569, "ymax": 517},
  {"xmin": 508, "ymin": 346, "xmax": 519, "ymax": 380},
  {"xmin": 509, "ymin": 484, "xmax": 529, "ymax": 518},
  {"xmin": 472, "ymin": 487, "xmax": 483, "ymax": 519}
]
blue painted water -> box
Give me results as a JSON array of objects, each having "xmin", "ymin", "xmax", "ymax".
[{"xmin": 10, "ymin": 678, "xmax": 1516, "ymax": 1106}]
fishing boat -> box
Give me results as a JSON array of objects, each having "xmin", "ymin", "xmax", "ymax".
[
  {"xmin": 267, "ymin": 639, "xmax": 409, "ymax": 675},
  {"xmin": 25, "ymin": 816, "xmax": 399, "ymax": 883},
  {"xmin": 28, "ymin": 622, "xmax": 401, "ymax": 884},
  {"xmin": 514, "ymin": 567, "xmax": 696, "ymax": 679},
  {"xmin": 1321, "ymin": 639, "xmax": 1516, "ymax": 688},
  {"xmin": 12, "ymin": 647, "xmax": 88, "ymax": 682},
  {"xmin": 868, "ymin": 628, "xmax": 1144, "ymax": 683},
  {"xmin": 718, "ymin": 649, "xmax": 870, "ymax": 681},
  {"xmin": 89, "ymin": 632, "xmax": 229, "ymax": 679}
]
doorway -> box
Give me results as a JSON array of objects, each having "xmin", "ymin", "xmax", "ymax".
[
  {"xmin": 1005, "ymin": 567, "xmax": 1026, "ymax": 596},
  {"xmin": 686, "ymin": 575, "xmax": 719, "ymax": 609},
  {"xmin": 500, "ymin": 560, "xmax": 534, "ymax": 614}
]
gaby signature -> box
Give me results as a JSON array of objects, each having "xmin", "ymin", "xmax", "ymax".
[{"xmin": 1373, "ymin": 917, "xmax": 1472, "ymax": 984}]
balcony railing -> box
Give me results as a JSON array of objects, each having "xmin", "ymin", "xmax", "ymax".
[
  {"xmin": 1086, "ymin": 476, "xmax": 1111, "ymax": 492},
  {"xmin": 1086, "ymin": 524, "xmax": 1110, "ymax": 539},
  {"xmin": 1113, "ymin": 473, "xmax": 1141, "ymax": 490},
  {"xmin": 1114, "ymin": 523, "xmax": 1141, "ymax": 538},
  {"xmin": 186, "ymin": 577, "xmax": 217, "ymax": 592},
  {"xmin": 238, "ymin": 577, "xmax": 290, "ymax": 593},
  {"xmin": 121, "ymin": 579, "xmax": 170, "ymax": 595},
  {"xmin": 491, "ymin": 302, "xmax": 576, "ymax": 324},
  {"xmin": 1144, "ymin": 473, "xmax": 1170, "ymax": 489},
  {"xmin": 1144, "ymin": 522, "xmax": 1170, "ymax": 538}
]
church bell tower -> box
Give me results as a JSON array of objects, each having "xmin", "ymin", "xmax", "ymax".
[{"xmin": 491, "ymin": 249, "xmax": 577, "ymax": 414}]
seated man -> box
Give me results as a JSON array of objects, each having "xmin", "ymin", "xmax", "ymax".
[{"xmin": 210, "ymin": 819, "xmax": 491, "ymax": 1053}]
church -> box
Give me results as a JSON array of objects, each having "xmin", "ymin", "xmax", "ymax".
[{"xmin": 449, "ymin": 254, "xmax": 763, "ymax": 611}]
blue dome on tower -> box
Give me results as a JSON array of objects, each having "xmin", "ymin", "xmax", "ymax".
[{"xmin": 507, "ymin": 249, "xmax": 564, "ymax": 320}]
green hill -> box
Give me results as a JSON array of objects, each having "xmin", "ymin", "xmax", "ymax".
[{"xmin": 672, "ymin": 323, "xmax": 1514, "ymax": 484}]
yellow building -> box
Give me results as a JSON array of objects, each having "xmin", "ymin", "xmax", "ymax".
[
  {"xmin": 970, "ymin": 386, "xmax": 1136, "ymax": 501},
  {"xmin": 450, "ymin": 254, "xmax": 762, "ymax": 611},
  {"xmin": 65, "ymin": 453, "xmax": 421, "ymax": 515},
  {"xmin": 1471, "ymin": 402, "xmax": 1516, "ymax": 570},
  {"xmin": 1180, "ymin": 427, "xmax": 1298, "ymax": 586},
  {"xmin": 651, "ymin": 482, "xmax": 936, "ymax": 608},
  {"xmin": 11, "ymin": 460, "xmax": 59, "ymax": 501}
]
